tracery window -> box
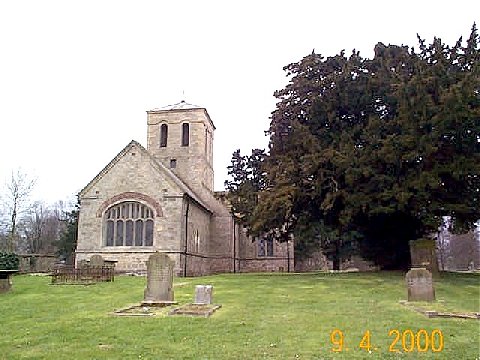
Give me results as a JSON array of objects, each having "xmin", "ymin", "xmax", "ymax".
[{"xmin": 104, "ymin": 202, "xmax": 154, "ymax": 246}]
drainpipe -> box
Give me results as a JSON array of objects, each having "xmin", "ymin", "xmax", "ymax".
[
  {"xmin": 287, "ymin": 238, "xmax": 291, "ymax": 273},
  {"xmin": 184, "ymin": 197, "xmax": 190, "ymax": 277},
  {"xmin": 233, "ymin": 216, "xmax": 236, "ymax": 273}
]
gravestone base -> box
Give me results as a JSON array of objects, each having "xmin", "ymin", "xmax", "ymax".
[
  {"xmin": 141, "ymin": 300, "xmax": 178, "ymax": 307},
  {"xmin": 169, "ymin": 303, "xmax": 222, "ymax": 317}
]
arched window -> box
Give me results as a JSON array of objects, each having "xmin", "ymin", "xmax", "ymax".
[
  {"xmin": 160, "ymin": 124, "xmax": 168, "ymax": 147},
  {"xmin": 182, "ymin": 123, "xmax": 189, "ymax": 146},
  {"xmin": 104, "ymin": 202, "xmax": 154, "ymax": 246}
]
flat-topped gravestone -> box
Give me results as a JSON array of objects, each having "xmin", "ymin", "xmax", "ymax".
[
  {"xmin": 194, "ymin": 285, "xmax": 213, "ymax": 305},
  {"xmin": 0, "ymin": 270, "xmax": 18, "ymax": 293},
  {"xmin": 142, "ymin": 253, "xmax": 176, "ymax": 306},
  {"xmin": 78, "ymin": 259, "xmax": 89, "ymax": 269},
  {"xmin": 89, "ymin": 255, "xmax": 104, "ymax": 267},
  {"xmin": 409, "ymin": 239, "xmax": 438, "ymax": 273},
  {"xmin": 406, "ymin": 267, "xmax": 435, "ymax": 302}
]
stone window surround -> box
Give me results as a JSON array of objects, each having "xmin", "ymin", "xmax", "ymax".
[
  {"xmin": 96, "ymin": 192, "xmax": 163, "ymax": 218},
  {"xmin": 182, "ymin": 123, "xmax": 189, "ymax": 147},
  {"xmin": 160, "ymin": 123, "xmax": 168, "ymax": 147}
]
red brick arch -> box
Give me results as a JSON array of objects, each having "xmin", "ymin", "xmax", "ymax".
[{"xmin": 96, "ymin": 192, "xmax": 163, "ymax": 218}]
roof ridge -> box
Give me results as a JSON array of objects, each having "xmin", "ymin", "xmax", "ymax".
[
  {"xmin": 150, "ymin": 100, "xmax": 203, "ymax": 111},
  {"xmin": 79, "ymin": 140, "xmax": 212, "ymax": 213}
]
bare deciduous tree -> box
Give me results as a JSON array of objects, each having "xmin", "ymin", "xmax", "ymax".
[
  {"xmin": 19, "ymin": 201, "xmax": 65, "ymax": 254},
  {"xmin": 2, "ymin": 169, "xmax": 35, "ymax": 252}
]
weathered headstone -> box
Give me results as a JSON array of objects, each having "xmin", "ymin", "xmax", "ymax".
[
  {"xmin": 409, "ymin": 239, "xmax": 438, "ymax": 273},
  {"xmin": 406, "ymin": 267, "xmax": 435, "ymax": 302},
  {"xmin": 194, "ymin": 285, "xmax": 213, "ymax": 305},
  {"xmin": 143, "ymin": 253, "xmax": 176, "ymax": 305},
  {"xmin": 0, "ymin": 270, "xmax": 17, "ymax": 293},
  {"xmin": 78, "ymin": 259, "xmax": 89, "ymax": 269},
  {"xmin": 89, "ymin": 255, "xmax": 104, "ymax": 267}
]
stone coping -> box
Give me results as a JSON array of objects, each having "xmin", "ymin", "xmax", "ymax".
[
  {"xmin": 399, "ymin": 300, "xmax": 480, "ymax": 320},
  {"xmin": 113, "ymin": 303, "xmax": 222, "ymax": 317},
  {"xmin": 169, "ymin": 304, "xmax": 222, "ymax": 317},
  {"xmin": 140, "ymin": 300, "xmax": 178, "ymax": 307},
  {"xmin": 0, "ymin": 270, "xmax": 19, "ymax": 279}
]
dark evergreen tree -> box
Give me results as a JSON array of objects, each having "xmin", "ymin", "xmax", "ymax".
[
  {"xmin": 225, "ymin": 149, "xmax": 267, "ymax": 231},
  {"xmin": 56, "ymin": 196, "xmax": 80, "ymax": 263},
  {"xmin": 228, "ymin": 25, "xmax": 479, "ymax": 270}
]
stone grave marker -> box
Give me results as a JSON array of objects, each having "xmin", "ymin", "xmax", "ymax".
[
  {"xmin": 142, "ymin": 252, "xmax": 176, "ymax": 305},
  {"xmin": 194, "ymin": 285, "xmax": 213, "ymax": 305},
  {"xmin": 0, "ymin": 270, "xmax": 18, "ymax": 293},
  {"xmin": 409, "ymin": 239, "xmax": 438, "ymax": 273},
  {"xmin": 406, "ymin": 267, "xmax": 435, "ymax": 302},
  {"xmin": 89, "ymin": 255, "xmax": 104, "ymax": 267},
  {"xmin": 78, "ymin": 259, "xmax": 89, "ymax": 269}
]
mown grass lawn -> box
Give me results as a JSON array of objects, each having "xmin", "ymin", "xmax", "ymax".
[{"xmin": 0, "ymin": 272, "xmax": 478, "ymax": 359}]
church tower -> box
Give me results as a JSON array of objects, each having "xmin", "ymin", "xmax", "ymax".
[{"xmin": 146, "ymin": 101, "xmax": 215, "ymax": 196}]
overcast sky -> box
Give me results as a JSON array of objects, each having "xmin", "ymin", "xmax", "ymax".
[{"xmin": 0, "ymin": 1, "xmax": 478, "ymax": 205}]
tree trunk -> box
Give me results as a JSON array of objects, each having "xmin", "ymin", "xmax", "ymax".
[
  {"xmin": 8, "ymin": 208, "xmax": 17, "ymax": 253},
  {"xmin": 332, "ymin": 240, "xmax": 340, "ymax": 270}
]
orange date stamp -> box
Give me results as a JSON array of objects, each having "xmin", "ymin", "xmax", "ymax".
[{"xmin": 329, "ymin": 329, "xmax": 444, "ymax": 353}]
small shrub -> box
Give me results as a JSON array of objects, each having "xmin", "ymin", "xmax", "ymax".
[{"xmin": 0, "ymin": 252, "xmax": 20, "ymax": 270}]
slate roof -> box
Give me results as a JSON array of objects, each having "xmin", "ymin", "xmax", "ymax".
[
  {"xmin": 79, "ymin": 140, "xmax": 212, "ymax": 213},
  {"xmin": 150, "ymin": 100, "xmax": 201, "ymax": 111}
]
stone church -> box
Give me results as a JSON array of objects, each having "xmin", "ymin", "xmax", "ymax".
[{"xmin": 75, "ymin": 101, "xmax": 294, "ymax": 276}]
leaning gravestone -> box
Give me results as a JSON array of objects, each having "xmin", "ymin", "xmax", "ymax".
[
  {"xmin": 194, "ymin": 285, "xmax": 213, "ymax": 305},
  {"xmin": 142, "ymin": 253, "xmax": 176, "ymax": 306},
  {"xmin": 406, "ymin": 267, "xmax": 435, "ymax": 301}
]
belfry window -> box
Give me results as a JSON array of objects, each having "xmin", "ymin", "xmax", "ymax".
[
  {"xmin": 160, "ymin": 124, "xmax": 168, "ymax": 147},
  {"xmin": 104, "ymin": 202, "xmax": 154, "ymax": 246},
  {"xmin": 182, "ymin": 123, "xmax": 189, "ymax": 146}
]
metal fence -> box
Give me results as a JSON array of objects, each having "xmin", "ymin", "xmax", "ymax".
[{"xmin": 51, "ymin": 265, "xmax": 115, "ymax": 284}]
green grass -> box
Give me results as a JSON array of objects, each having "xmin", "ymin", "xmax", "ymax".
[{"xmin": 0, "ymin": 272, "xmax": 478, "ymax": 359}]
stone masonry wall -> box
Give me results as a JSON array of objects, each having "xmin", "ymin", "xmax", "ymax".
[
  {"xmin": 234, "ymin": 224, "xmax": 295, "ymax": 273},
  {"xmin": 295, "ymin": 251, "xmax": 378, "ymax": 272},
  {"xmin": 147, "ymin": 108, "xmax": 215, "ymax": 195},
  {"xmin": 76, "ymin": 104, "xmax": 305, "ymax": 276},
  {"xmin": 76, "ymin": 251, "xmax": 182, "ymax": 275},
  {"xmin": 18, "ymin": 254, "xmax": 57, "ymax": 273},
  {"xmin": 76, "ymin": 142, "xmax": 185, "ymax": 271},
  {"xmin": 182, "ymin": 197, "xmax": 212, "ymax": 276},
  {"xmin": 183, "ymin": 254, "xmax": 209, "ymax": 277},
  {"xmin": 238, "ymin": 258, "xmax": 293, "ymax": 273}
]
